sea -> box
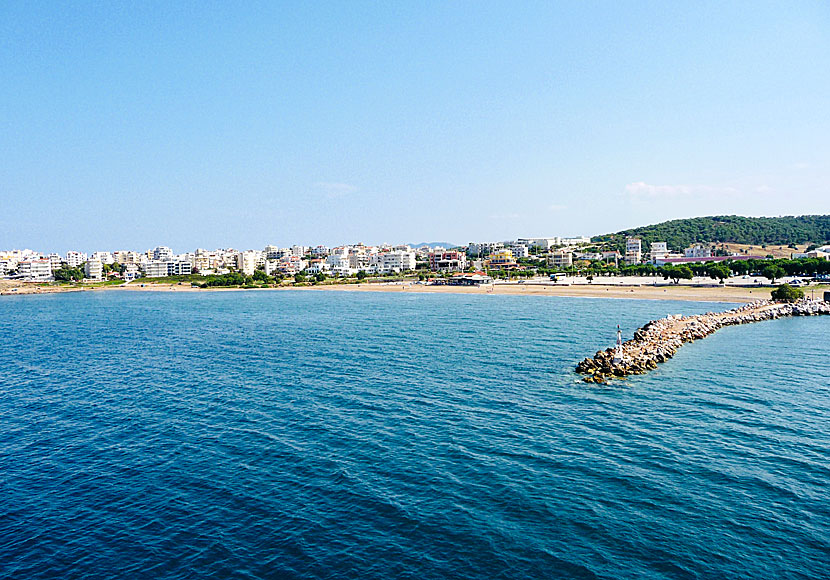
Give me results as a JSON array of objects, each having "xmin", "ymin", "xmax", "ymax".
[{"xmin": 1, "ymin": 290, "xmax": 828, "ymax": 580}]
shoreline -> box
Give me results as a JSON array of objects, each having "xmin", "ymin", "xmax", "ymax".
[{"xmin": 1, "ymin": 279, "xmax": 796, "ymax": 303}]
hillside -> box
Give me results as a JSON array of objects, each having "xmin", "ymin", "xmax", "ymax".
[{"xmin": 592, "ymin": 215, "xmax": 830, "ymax": 252}]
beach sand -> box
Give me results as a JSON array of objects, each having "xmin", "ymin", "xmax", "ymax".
[{"xmin": 3, "ymin": 278, "xmax": 816, "ymax": 303}]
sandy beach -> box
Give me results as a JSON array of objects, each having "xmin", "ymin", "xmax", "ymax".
[{"xmin": 3, "ymin": 278, "xmax": 822, "ymax": 303}]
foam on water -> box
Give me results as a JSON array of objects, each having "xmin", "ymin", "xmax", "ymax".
[{"xmin": 1, "ymin": 291, "xmax": 828, "ymax": 579}]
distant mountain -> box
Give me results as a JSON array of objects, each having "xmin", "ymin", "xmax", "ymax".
[
  {"xmin": 407, "ymin": 241, "xmax": 459, "ymax": 249},
  {"xmin": 593, "ymin": 215, "xmax": 830, "ymax": 252}
]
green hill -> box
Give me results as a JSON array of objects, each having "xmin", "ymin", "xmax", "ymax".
[{"xmin": 592, "ymin": 215, "xmax": 830, "ymax": 252}]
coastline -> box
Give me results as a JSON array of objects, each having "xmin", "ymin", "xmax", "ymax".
[{"xmin": 1, "ymin": 279, "xmax": 788, "ymax": 303}]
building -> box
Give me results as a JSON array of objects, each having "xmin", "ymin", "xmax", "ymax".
[
  {"xmin": 560, "ymin": 236, "xmax": 591, "ymax": 246},
  {"xmin": 467, "ymin": 242, "xmax": 504, "ymax": 257},
  {"xmin": 84, "ymin": 259, "xmax": 103, "ymax": 280},
  {"xmin": 152, "ymin": 246, "xmax": 174, "ymax": 262},
  {"xmin": 19, "ymin": 259, "xmax": 53, "ymax": 281},
  {"xmin": 143, "ymin": 260, "xmax": 192, "ymax": 278},
  {"xmin": 428, "ymin": 250, "xmax": 468, "ymax": 272},
  {"xmin": 548, "ymin": 250, "xmax": 573, "ymax": 269},
  {"xmin": 65, "ymin": 251, "xmax": 88, "ymax": 268},
  {"xmin": 91, "ymin": 251, "xmax": 114, "ymax": 265},
  {"xmin": 370, "ymin": 250, "xmax": 416, "ymax": 274},
  {"xmin": 46, "ymin": 253, "xmax": 63, "ymax": 272},
  {"xmin": 684, "ymin": 245, "xmax": 712, "ymax": 259},
  {"xmin": 506, "ymin": 243, "xmax": 530, "ymax": 259},
  {"xmin": 649, "ymin": 242, "xmax": 669, "ymax": 264},
  {"xmin": 625, "ymin": 238, "xmax": 642, "ymax": 265},
  {"xmin": 485, "ymin": 249, "xmax": 518, "ymax": 269},
  {"xmin": 236, "ymin": 251, "xmax": 259, "ymax": 276},
  {"xmin": 655, "ymin": 255, "xmax": 766, "ymax": 266},
  {"xmin": 448, "ymin": 272, "xmax": 493, "ymax": 286}
]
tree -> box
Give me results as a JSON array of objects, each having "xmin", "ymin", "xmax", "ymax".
[
  {"xmin": 662, "ymin": 265, "xmax": 693, "ymax": 284},
  {"xmin": 707, "ymin": 263, "xmax": 730, "ymax": 282},
  {"xmin": 762, "ymin": 264, "xmax": 786, "ymax": 284},
  {"xmin": 771, "ymin": 284, "xmax": 804, "ymax": 302},
  {"xmin": 356, "ymin": 270, "xmax": 367, "ymax": 280},
  {"xmin": 294, "ymin": 272, "xmax": 307, "ymax": 283},
  {"xmin": 314, "ymin": 272, "xmax": 326, "ymax": 282}
]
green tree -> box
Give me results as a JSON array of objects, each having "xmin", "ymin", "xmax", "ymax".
[
  {"xmin": 762, "ymin": 264, "xmax": 786, "ymax": 284},
  {"xmin": 356, "ymin": 270, "xmax": 367, "ymax": 280},
  {"xmin": 662, "ymin": 265, "xmax": 693, "ymax": 284},
  {"xmin": 771, "ymin": 284, "xmax": 804, "ymax": 302},
  {"xmin": 294, "ymin": 272, "xmax": 307, "ymax": 283},
  {"xmin": 707, "ymin": 263, "xmax": 731, "ymax": 282}
]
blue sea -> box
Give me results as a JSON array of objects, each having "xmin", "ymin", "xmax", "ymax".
[{"xmin": 1, "ymin": 290, "xmax": 828, "ymax": 580}]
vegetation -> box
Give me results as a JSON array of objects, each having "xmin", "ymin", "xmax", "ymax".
[
  {"xmin": 53, "ymin": 265, "xmax": 84, "ymax": 282},
  {"xmin": 761, "ymin": 264, "xmax": 786, "ymax": 284},
  {"xmin": 593, "ymin": 215, "xmax": 830, "ymax": 252},
  {"xmin": 771, "ymin": 284, "xmax": 804, "ymax": 302}
]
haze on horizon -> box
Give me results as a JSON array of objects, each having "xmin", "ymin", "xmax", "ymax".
[{"xmin": 2, "ymin": 2, "xmax": 829, "ymax": 254}]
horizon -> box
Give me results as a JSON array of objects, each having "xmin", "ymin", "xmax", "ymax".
[{"xmin": 3, "ymin": 3, "xmax": 829, "ymax": 253}]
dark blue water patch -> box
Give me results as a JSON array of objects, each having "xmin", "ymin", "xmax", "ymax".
[{"xmin": 0, "ymin": 291, "xmax": 828, "ymax": 579}]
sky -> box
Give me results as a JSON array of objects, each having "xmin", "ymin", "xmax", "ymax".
[{"xmin": 2, "ymin": 1, "xmax": 829, "ymax": 253}]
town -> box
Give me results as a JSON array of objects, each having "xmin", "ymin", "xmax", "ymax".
[{"xmin": 2, "ymin": 235, "xmax": 830, "ymax": 288}]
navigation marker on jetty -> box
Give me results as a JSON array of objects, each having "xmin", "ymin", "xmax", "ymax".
[{"xmin": 613, "ymin": 325, "xmax": 623, "ymax": 364}]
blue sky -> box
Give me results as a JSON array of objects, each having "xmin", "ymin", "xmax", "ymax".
[{"xmin": 2, "ymin": 1, "xmax": 829, "ymax": 253}]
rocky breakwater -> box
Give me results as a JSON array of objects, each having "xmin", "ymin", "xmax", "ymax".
[{"xmin": 577, "ymin": 299, "xmax": 830, "ymax": 383}]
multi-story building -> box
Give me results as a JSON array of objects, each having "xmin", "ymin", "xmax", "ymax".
[
  {"xmin": 236, "ymin": 251, "xmax": 259, "ymax": 276},
  {"xmin": 370, "ymin": 250, "xmax": 416, "ymax": 274},
  {"xmin": 326, "ymin": 255, "xmax": 353, "ymax": 277},
  {"xmin": 649, "ymin": 242, "xmax": 669, "ymax": 264},
  {"xmin": 548, "ymin": 250, "xmax": 573, "ymax": 269},
  {"xmin": 560, "ymin": 236, "xmax": 591, "ymax": 246},
  {"xmin": 625, "ymin": 238, "xmax": 642, "ymax": 265},
  {"xmin": 144, "ymin": 260, "xmax": 192, "ymax": 278},
  {"xmin": 65, "ymin": 251, "xmax": 88, "ymax": 268},
  {"xmin": 46, "ymin": 253, "xmax": 63, "ymax": 272},
  {"xmin": 468, "ymin": 242, "xmax": 505, "ymax": 257},
  {"xmin": 485, "ymin": 249, "xmax": 518, "ymax": 269},
  {"xmin": 152, "ymin": 246, "xmax": 174, "ymax": 262},
  {"xmin": 91, "ymin": 251, "xmax": 114, "ymax": 265},
  {"xmin": 685, "ymin": 245, "xmax": 712, "ymax": 259},
  {"xmin": 517, "ymin": 238, "xmax": 558, "ymax": 250},
  {"xmin": 507, "ymin": 243, "xmax": 530, "ymax": 259},
  {"xmin": 193, "ymin": 249, "xmax": 212, "ymax": 272},
  {"xmin": 19, "ymin": 259, "xmax": 53, "ymax": 281},
  {"xmin": 428, "ymin": 250, "xmax": 468, "ymax": 272},
  {"xmin": 85, "ymin": 259, "xmax": 103, "ymax": 280}
]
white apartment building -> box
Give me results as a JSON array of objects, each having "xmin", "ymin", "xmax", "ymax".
[
  {"xmin": 291, "ymin": 245, "xmax": 308, "ymax": 257},
  {"xmin": 91, "ymin": 251, "xmax": 114, "ymax": 265},
  {"xmin": 369, "ymin": 250, "xmax": 416, "ymax": 274},
  {"xmin": 507, "ymin": 243, "xmax": 529, "ymax": 259},
  {"xmin": 560, "ymin": 236, "xmax": 591, "ymax": 246},
  {"xmin": 144, "ymin": 260, "xmax": 192, "ymax": 278},
  {"xmin": 236, "ymin": 250, "xmax": 259, "ymax": 276},
  {"xmin": 152, "ymin": 246, "xmax": 174, "ymax": 261},
  {"xmin": 548, "ymin": 250, "xmax": 573, "ymax": 269},
  {"xmin": 65, "ymin": 251, "xmax": 88, "ymax": 268},
  {"xmin": 650, "ymin": 242, "xmax": 669, "ymax": 264},
  {"xmin": 468, "ymin": 242, "xmax": 505, "ymax": 256},
  {"xmin": 685, "ymin": 245, "xmax": 712, "ymax": 259},
  {"xmin": 19, "ymin": 259, "xmax": 53, "ymax": 281},
  {"xmin": 625, "ymin": 238, "xmax": 642, "ymax": 265},
  {"xmin": 193, "ymin": 249, "xmax": 213, "ymax": 272},
  {"xmin": 326, "ymin": 255, "xmax": 353, "ymax": 277},
  {"xmin": 46, "ymin": 253, "xmax": 62, "ymax": 272},
  {"xmin": 85, "ymin": 259, "xmax": 103, "ymax": 280}
]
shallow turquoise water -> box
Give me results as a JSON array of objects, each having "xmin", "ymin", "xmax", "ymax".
[{"xmin": 1, "ymin": 291, "xmax": 828, "ymax": 579}]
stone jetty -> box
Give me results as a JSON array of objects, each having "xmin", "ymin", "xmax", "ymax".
[{"xmin": 577, "ymin": 299, "xmax": 830, "ymax": 383}]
